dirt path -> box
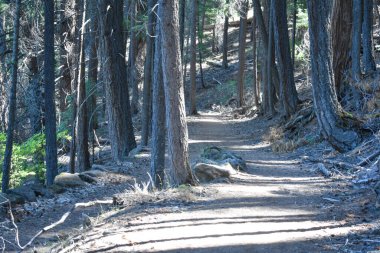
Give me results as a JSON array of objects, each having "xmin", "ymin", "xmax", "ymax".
[{"xmin": 54, "ymin": 112, "xmax": 375, "ymax": 253}]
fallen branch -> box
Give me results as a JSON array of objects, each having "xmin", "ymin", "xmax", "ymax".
[
  {"xmin": 317, "ymin": 163, "xmax": 331, "ymax": 177},
  {"xmin": 357, "ymin": 149, "xmax": 380, "ymax": 166},
  {"xmin": 303, "ymin": 156, "xmax": 364, "ymax": 171},
  {"xmin": 2, "ymin": 197, "xmax": 113, "ymax": 251}
]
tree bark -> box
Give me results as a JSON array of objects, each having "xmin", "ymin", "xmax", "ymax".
[
  {"xmin": 237, "ymin": 1, "xmax": 248, "ymax": 107},
  {"xmin": 273, "ymin": 0, "xmax": 299, "ymax": 118},
  {"xmin": 252, "ymin": 10, "xmax": 259, "ymax": 108},
  {"xmin": 351, "ymin": 0, "xmax": 362, "ymax": 81},
  {"xmin": 158, "ymin": 0, "xmax": 197, "ymax": 186},
  {"xmin": 76, "ymin": 0, "xmax": 90, "ymax": 172},
  {"xmin": 179, "ymin": 0, "xmax": 186, "ymax": 58},
  {"xmin": 189, "ymin": 0, "xmax": 197, "ymax": 115},
  {"xmin": 150, "ymin": 20, "xmax": 166, "ymax": 189},
  {"xmin": 87, "ymin": 0, "xmax": 99, "ymax": 130},
  {"xmin": 58, "ymin": 0, "xmax": 72, "ymax": 113},
  {"xmin": 266, "ymin": 0, "xmax": 275, "ymax": 116},
  {"xmin": 222, "ymin": 14, "xmax": 229, "ymax": 69},
  {"xmin": 331, "ymin": 0, "xmax": 353, "ymax": 93},
  {"xmin": 98, "ymin": 0, "xmax": 137, "ymax": 161},
  {"xmin": 2, "ymin": 0, "xmax": 21, "ymax": 192},
  {"xmin": 129, "ymin": 0, "xmax": 139, "ymax": 115},
  {"xmin": 362, "ymin": 0, "xmax": 376, "ymax": 75},
  {"xmin": 292, "ymin": 0, "xmax": 297, "ymax": 66},
  {"xmin": 44, "ymin": 0, "xmax": 58, "ymax": 185},
  {"xmin": 307, "ymin": 0, "xmax": 361, "ymax": 152},
  {"xmin": 141, "ymin": 0, "xmax": 156, "ymax": 147}
]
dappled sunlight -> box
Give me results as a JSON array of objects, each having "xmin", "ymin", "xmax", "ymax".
[{"xmin": 82, "ymin": 207, "xmax": 368, "ymax": 252}]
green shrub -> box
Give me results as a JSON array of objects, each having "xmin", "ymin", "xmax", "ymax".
[{"xmin": 0, "ymin": 130, "xmax": 70, "ymax": 188}]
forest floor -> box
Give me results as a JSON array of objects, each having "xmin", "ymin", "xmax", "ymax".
[{"xmin": 2, "ymin": 111, "xmax": 380, "ymax": 252}]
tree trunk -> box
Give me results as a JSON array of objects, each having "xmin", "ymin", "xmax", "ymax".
[
  {"xmin": 273, "ymin": 0, "xmax": 299, "ymax": 118},
  {"xmin": 292, "ymin": 0, "xmax": 297, "ymax": 66},
  {"xmin": 252, "ymin": 11, "xmax": 259, "ymax": 108},
  {"xmin": 150, "ymin": 20, "xmax": 166, "ymax": 189},
  {"xmin": 252, "ymin": 0, "xmax": 279, "ymax": 113},
  {"xmin": 0, "ymin": 15, "xmax": 8, "ymax": 133},
  {"xmin": 69, "ymin": 0, "xmax": 83, "ymax": 174},
  {"xmin": 158, "ymin": 0, "xmax": 197, "ymax": 186},
  {"xmin": 237, "ymin": 1, "xmax": 248, "ymax": 107},
  {"xmin": 197, "ymin": 0, "xmax": 206, "ymax": 89},
  {"xmin": 331, "ymin": 0, "xmax": 353, "ymax": 93},
  {"xmin": 129, "ymin": 0, "xmax": 139, "ymax": 115},
  {"xmin": 26, "ymin": 55, "xmax": 42, "ymax": 135},
  {"xmin": 2, "ymin": 0, "xmax": 21, "ymax": 192},
  {"xmin": 222, "ymin": 14, "xmax": 229, "ymax": 69},
  {"xmin": 58, "ymin": 0, "xmax": 72, "ymax": 113},
  {"xmin": 362, "ymin": 0, "xmax": 376, "ymax": 75},
  {"xmin": 189, "ymin": 0, "xmax": 197, "ymax": 115},
  {"xmin": 179, "ymin": 0, "xmax": 186, "ymax": 58},
  {"xmin": 44, "ymin": 0, "xmax": 58, "ymax": 185},
  {"xmin": 266, "ymin": 0, "xmax": 275, "ymax": 116},
  {"xmin": 307, "ymin": 0, "xmax": 361, "ymax": 152},
  {"xmin": 141, "ymin": 0, "xmax": 156, "ymax": 147},
  {"xmin": 87, "ymin": 0, "xmax": 99, "ymax": 130},
  {"xmin": 98, "ymin": 0, "xmax": 137, "ymax": 161},
  {"xmin": 351, "ymin": 0, "xmax": 362, "ymax": 81},
  {"xmin": 76, "ymin": 0, "xmax": 90, "ymax": 172}
]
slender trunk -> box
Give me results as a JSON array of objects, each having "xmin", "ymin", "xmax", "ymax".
[
  {"xmin": 362, "ymin": 0, "xmax": 376, "ymax": 74},
  {"xmin": 141, "ymin": 0, "xmax": 156, "ymax": 146},
  {"xmin": 266, "ymin": 0, "xmax": 275, "ymax": 116},
  {"xmin": 189, "ymin": 0, "xmax": 197, "ymax": 115},
  {"xmin": 158, "ymin": 0, "xmax": 196, "ymax": 186},
  {"xmin": 129, "ymin": 0, "xmax": 139, "ymax": 115},
  {"xmin": 252, "ymin": 12, "xmax": 259, "ymax": 108},
  {"xmin": 44, "ymin": 0, "xmax": 58, "ymax": 185},
  {"xmin": 76, "ymin": 0, "xmax": 90, "ymax": 172},
  {"xmin": 88, "ymin": 0, "xmax": 99, "ymax": 130},
  {"xmin": 26, "ymin": 56, "xmax": 42, "ymax": 135},
  {"xmin": 2, "ymin": 0, "xmax": 21, "ymax": 192},
  {"xmin": 273, "ymin": 0, "xmax": 298, "ymax": 118},
  {"xmin": 237, "ymin": 1, "xmax": 248, "ymax": 107},
  {"xmin": 179, "ymin": 0, "xmax": 186, "ymax": 58},
  {"xmin": 58, "ymin": 0, "xmax": 72, "ymax": 113},
  {"xmin": 0, "ymin": 15, "xmax": 8, "ymax": 132},
  {"xmin": 351, "ymin": 0, "xmax": 362, "ymax": 81},
  {"xmin": 292, "ymin": 0, "xmax": 297, "ymax": 65},
  {"xmin": 222, "ymin": 15, "xmax": 229, "ymax": 69},
  {"xmin": 69, "ymin": 0, "xmax": 83, "ymax": 173},
  {"xmin": 150, "ymin": 20, "xmax": 166, "ymax": 189}
]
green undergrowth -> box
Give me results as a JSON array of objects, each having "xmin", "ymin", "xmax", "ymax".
[{"xmin": 0, "ymin": 130, "xmax": 70, "ymax": 188}]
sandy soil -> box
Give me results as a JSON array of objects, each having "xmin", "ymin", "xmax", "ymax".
[{"xmin": 8, "ymin": 112, "xmax": 374, "ymax": 253}]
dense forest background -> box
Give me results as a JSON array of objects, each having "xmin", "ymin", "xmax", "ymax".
[{"xmin": 0, "ymin": 0, "xmax": 379, "ymax": 190}]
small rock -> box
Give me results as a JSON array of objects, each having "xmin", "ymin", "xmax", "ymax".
[
  {"xmin": 54, "ymin": 173, "xmax": 86, "ymax": 188},
  {"xmin": 78, "ymin": 173, "xmax": 97, "ymax": 184},
  {"xmin": 56, "ymin": 196, "xmax": 71, "ymax": 204},
  {"xmin": 8, "ymin": 185, "xmax": 38, "ymax": 202}
]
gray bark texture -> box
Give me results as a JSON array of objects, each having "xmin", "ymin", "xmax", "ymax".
[
  {"xmin": 150, "ymin": 20, "xmax": 166, "ymax": 189},
  {"xmin": 189, "ymin": 0, "xmax": 197, "ymax": 115},
  {"xmin": 237, "ymin": 1, "xmax": 248, "ymax": 107},
  {"xmin": 307, "ymin": 0, "xmax": 361, "ymax": 152},
  {"xmin": 351, "ymin": 0, "xmax": 362, "ymax": 81},
  {"xmin": 158, "ymin": 0, "xmax": 197, "ymax": 186},
  {"xmin": 76, "ymin": 1, "xmax": 90, "ymax": 172},
  {"xmin": 362, "ymin": 0, "xmax": 376, "ymax": 74},
  {"xmin": 2, "ymin": 0, "xmax": 21, "ymax": 192},
  {"xmin": 44, "ymin": 0, "xmax": 58, "ymax": 185},
  {"xmin": 97, "ymin": 0, "xmax": 137, "ymax": 161},
  {"xmin": 141, "ymin": 0, "xmax": 157, "ymax": 146},
  {"xmin": 272, "ymin": 0, "xmax": 298, "ymax": 118}
]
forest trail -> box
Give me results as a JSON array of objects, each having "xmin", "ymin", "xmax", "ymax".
[{"xmin": 59, "ymin": 112, "xmax": 371, "ymax": 253}]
